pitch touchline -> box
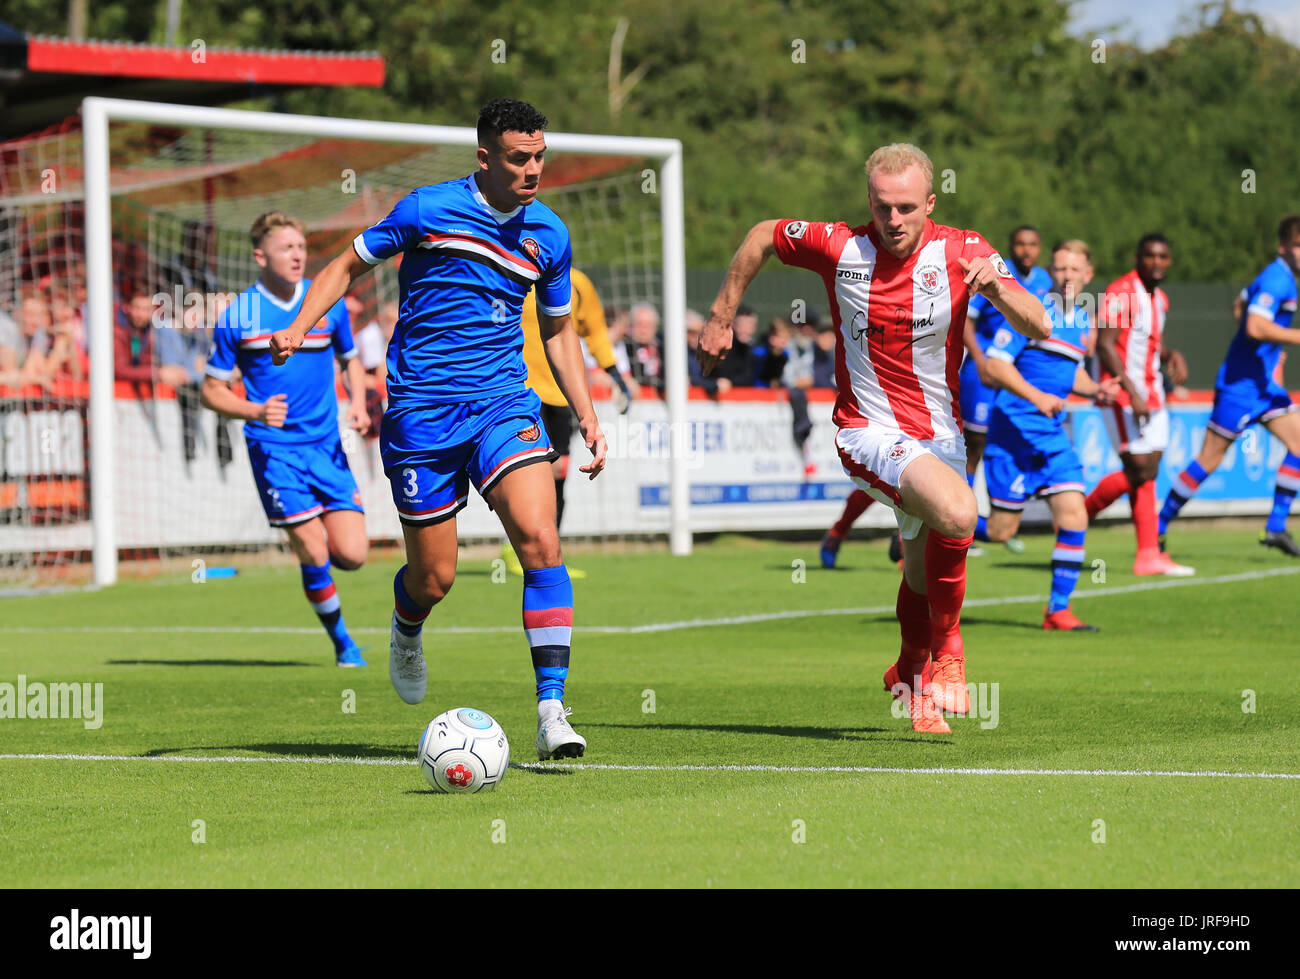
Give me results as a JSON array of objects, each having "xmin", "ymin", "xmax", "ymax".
[
  {"xmin": 2, "ymin": 565, "xmax": 1298, "ymax": 637},
  {"xmin": 0, "ymin": 754, "xmax": 1296, "ymax": 780}
]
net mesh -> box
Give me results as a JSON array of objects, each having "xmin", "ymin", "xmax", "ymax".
[{"xmin": 0, "ymin": 114, "xmax": 662, "ymax": 585}]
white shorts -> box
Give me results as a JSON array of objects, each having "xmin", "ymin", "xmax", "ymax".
[
  {"xmin": 1103, "ymin": 405, "xmax": 1169, "ymax": 455},
  {"xmin": 835, "ymin": 426, "xmax": 966, "ymax": 540}
]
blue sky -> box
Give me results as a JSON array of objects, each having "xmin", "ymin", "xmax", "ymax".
[{"xmin": 1070, "ymin": 0, "xmax": 1300, "ymax": 47}]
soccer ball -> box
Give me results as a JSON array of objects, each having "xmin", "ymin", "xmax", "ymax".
[{"xmin": 417, "ymin": 708, "xmax": 510, "ymax": 793}]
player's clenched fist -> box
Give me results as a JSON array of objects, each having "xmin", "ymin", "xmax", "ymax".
[
  {"xmin": 269, "ymin": 329, "xmax": 302, "ymax": 366},
  {"xmin": 697, "ymin": 313, "xmax": 733, "ymax": 377},
  {"xmin": 259, "ymin": 393, "xmax": 289, "ymax": 427}
]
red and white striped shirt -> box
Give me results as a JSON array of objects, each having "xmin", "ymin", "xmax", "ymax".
[
  {"xmin": 1100, "ymin": 269, "xmax": 1168, "ymax": 411},
  {"xmin": 772, "ymin": 218, "xmax": 1025, "ymax": 440}
]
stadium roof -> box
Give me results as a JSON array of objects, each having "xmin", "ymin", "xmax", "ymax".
[{"xmin": 0, "ymin": 21, "xmax": 385, "ymax": 139}]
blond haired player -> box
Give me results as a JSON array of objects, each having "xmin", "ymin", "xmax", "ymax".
[
  {"xmin": 699, "ymin": 144, "xmax": 1051, "ymax": 733},
  {"xmin": 202, "ymin": 211, "xmax": 370, "ymax": 666}
]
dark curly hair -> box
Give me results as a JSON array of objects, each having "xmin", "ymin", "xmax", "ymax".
[{"xmin": 477, "ymin": 98, "xmax": 548, "ymax": 149}]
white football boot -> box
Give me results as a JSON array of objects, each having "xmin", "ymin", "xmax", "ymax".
[
  {"xmin": 536, "ymin": 700, "xmax": 587, "ymax": 760},
  {"xmin": 389, "ymin": 612, "xmax": 426, "ymax": 705}
]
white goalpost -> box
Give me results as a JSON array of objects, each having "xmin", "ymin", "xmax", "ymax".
[{"xmin": 78, "ymin": 96, "xmax": 692, "ymax": 587}]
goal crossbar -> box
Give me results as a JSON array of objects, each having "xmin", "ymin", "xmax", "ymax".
[{"xmin": 80, "ymin": 96, "xmax": 691, "ymax": 586}]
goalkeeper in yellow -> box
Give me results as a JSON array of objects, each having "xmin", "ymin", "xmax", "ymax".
[{"xmin": 503, "ymin": 267, "xmax": 632, "ymax": 576}]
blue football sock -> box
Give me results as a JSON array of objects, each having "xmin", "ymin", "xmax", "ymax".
[
  {"xmin": 1266, "ymin": 453, "xmax": 1300, "ymax": 534},
  {"xmin": 975, "ymin": 515, "xmax": 990, "ymax": 543},
  {"xmin": 392, "ymin": 565, "xmax": 432, "ymax": 638},
  {"xmin": 1048, "ymin": 529, "xmax": 1086, "ymax": 613},
  {"xmin": 523, "ymin": 565, "xmax": 572, "ymax": 702},
  {"xmin": 1160, "ymin": 460, "xmax": 1208, "ymax": 536},
  {"xmin": 301, "ymin": 561, "xmax": 352, "ymax": 651}
]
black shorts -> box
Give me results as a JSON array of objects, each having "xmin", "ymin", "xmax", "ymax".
[{"xmin": 541, "ymin": 402, "xmax": 575, "ymax": 457}]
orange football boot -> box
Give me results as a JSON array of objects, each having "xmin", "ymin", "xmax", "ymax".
[
  {"xmin": 883, "ymin": 660, "xmax": 931, "ymax": 698},
  {"xmin": 907, "ymin": 689, "xmax": 951, "ymax": 734},
  {"xmin": 928, "ymin": 655, "xmax": 970, "ymax": 714},
  {"xmin": 1042, "ymin": 606, "xmax": 1100, "ymax": 632}
]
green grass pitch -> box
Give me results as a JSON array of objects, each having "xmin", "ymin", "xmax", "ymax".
[{"xmin": 1, "ymin": 523, "xmax": 1297, "ymax": 888}]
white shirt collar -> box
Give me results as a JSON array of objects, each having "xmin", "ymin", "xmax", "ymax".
[
  {"xmin": 470, "ymin": 175, "xmax": 521, "ymax": 224},
  {"xmin": 255, "ymin": 279, "xmax": 304, "ymax": 312}
]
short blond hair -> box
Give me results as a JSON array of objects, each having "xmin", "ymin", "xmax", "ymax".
[
  {"xmin": 250, "ymin": 211, "xmax": 306, "ymax": 249},
  {"xmin": 864, "ymin": 143, "xmax": 934, "ymax": 194},
  {"xmin": 1052, "ymin": 238, "xmax": 1092, "ymax": 263}
]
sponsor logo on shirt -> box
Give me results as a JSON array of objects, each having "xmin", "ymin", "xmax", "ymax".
[
  {"xmin": 994, "ymin": 328, "xmax": 1013, "ymax": 349},
  {"xmin": 991, "ymin": 254, "xmax": 1012, "ymax": 278},
  {"xmin": 1257, "ymin": 292, "xmax": 1274, "ymax": 308},
  {"xmin": 837, "ymin": 267, "xmax": 872, "ymax": 282},
  {"xmin": 785, "ymin": 221, "xmax": 808, "ymax": 240},
  {"xmin": 521, "ymin": 237, "xmax": 541, "ymax": 260}
]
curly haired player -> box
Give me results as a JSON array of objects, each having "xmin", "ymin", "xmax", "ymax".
[{"xmin": 271, "ymin": 99, "xmax": 606, "ymax": 760}]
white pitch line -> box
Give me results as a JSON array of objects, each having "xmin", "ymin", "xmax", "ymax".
[
  {"xmin": 2, "ymin": 565, "xmax": 1298, "ymax": 637},
  {"xmin": 1, "ymin": 753, "xmax": 1296, "ymax": 780}
]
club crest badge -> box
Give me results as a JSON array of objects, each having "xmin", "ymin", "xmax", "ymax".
[{"xmin": 916, "ymin": 266, "xmax": 943, "ymax": 295}]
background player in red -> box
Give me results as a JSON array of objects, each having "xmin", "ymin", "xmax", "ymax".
[
  {"xmin": 699, "ymin": 143, "xmax": 1051, "ymax": 733},
  {"xmin": 1084, "ymin": 234, "xmax": 1193, "ymax": 576}
]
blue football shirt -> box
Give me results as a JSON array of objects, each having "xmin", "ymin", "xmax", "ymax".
[
  {"xmin": 206, "ymin": 279, "xmax": 355, "ymax": 445},
  {"xmin": 987, "ymin": 293, "xmax": 1090, "ymax": 449},
  {"xmin": 1218, "ymin": 256, "xmax": 1298, "ymax": 389},
  {"xmin": 354, "ymin": 174, "xmax": 573, "ymax": 407},
  {"xmin": 968, "ymin": 264, "xmax": 1053, "ymax": 349}
]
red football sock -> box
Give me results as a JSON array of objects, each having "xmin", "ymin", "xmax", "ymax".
[
  {"xmin": 895, "ymin": 578, "xmax": 930, "ymax": 690},
  {"xmin": 831, "ymin": 490, "xmax": 873, "ymax": 539},
  {"xmin": 1085, "ymin": 470, "xmax": 1130, "ymax": 521},
  {"xmin": 925, "ymin": 530, "xmax": 972, "ymax": 661},
  {"xmin": 1131, "ymin": 478, "xmax": 1159, "ymax": 553}
]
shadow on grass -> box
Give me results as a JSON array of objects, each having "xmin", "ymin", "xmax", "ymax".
[
  {"xmin": 957, "ymin": 615, "xmax": 1045, "ymax": 631},
  {"xmin": 986, "ymin": 561, "xmax": 1053, "ymax": 572},
  {"xmin": 142, "ymin": 742, "xmax": 410, "ymax": 759},
  {"xmin": 107, "ymin": 659, "xmax": 317, "ymax": 668},
  {"xmin": 583, "ymin": 721, "xmax": 902, "ymax": 742}
]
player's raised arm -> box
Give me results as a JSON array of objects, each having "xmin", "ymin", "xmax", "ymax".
[
  {"xmin": 539, "ymin": 310, "xmax": 607, "ymax": 479},
  {"xmin": 699, "ymin": 219, "xmax": 781, "ymax": 375},
  {"xmin": 270, "ymin": 245, "xmax": 372, "ymax": 365},
  {"xmin": 960, "ymin": 255, "xmax": 1052, "ymax": 341}
]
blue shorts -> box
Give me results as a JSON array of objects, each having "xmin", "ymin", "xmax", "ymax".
[
  {"xmin": 984, "ymin": 436, "xmax": 1085, "ymax": 512},
  {"xmin": 959, "ymin": 356, "xmax": 994, "ymax": 434},
  {"xmin": 247, "ymin": 437, "xmax": 362, "ymax": 528},
  {"xmin": 1208, "ymin": 381, "xmax": 1297, "ymax": 440},
  {"xmin": 381, "ymin": 387, "xmax": 557, "ymax": 526}
]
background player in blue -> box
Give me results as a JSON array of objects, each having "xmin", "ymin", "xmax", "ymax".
[
  {"xmin": 1161, "ymin": 214, "xmax": 1300, "ymax": 556},
  {"xmin": 980, "ymin": 240, "xmax": 1119, "ymax": 631},
  {"xmin": 201, "ymin": 211, "xmax": 371, "ymax": 666},
  {"xmin": 269, "ymin": 99, "xmax": 608, "ymax": 761},
  {"xmin": 963, "ymin": 225, "xmax": 1052, "ymax": 554}
]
